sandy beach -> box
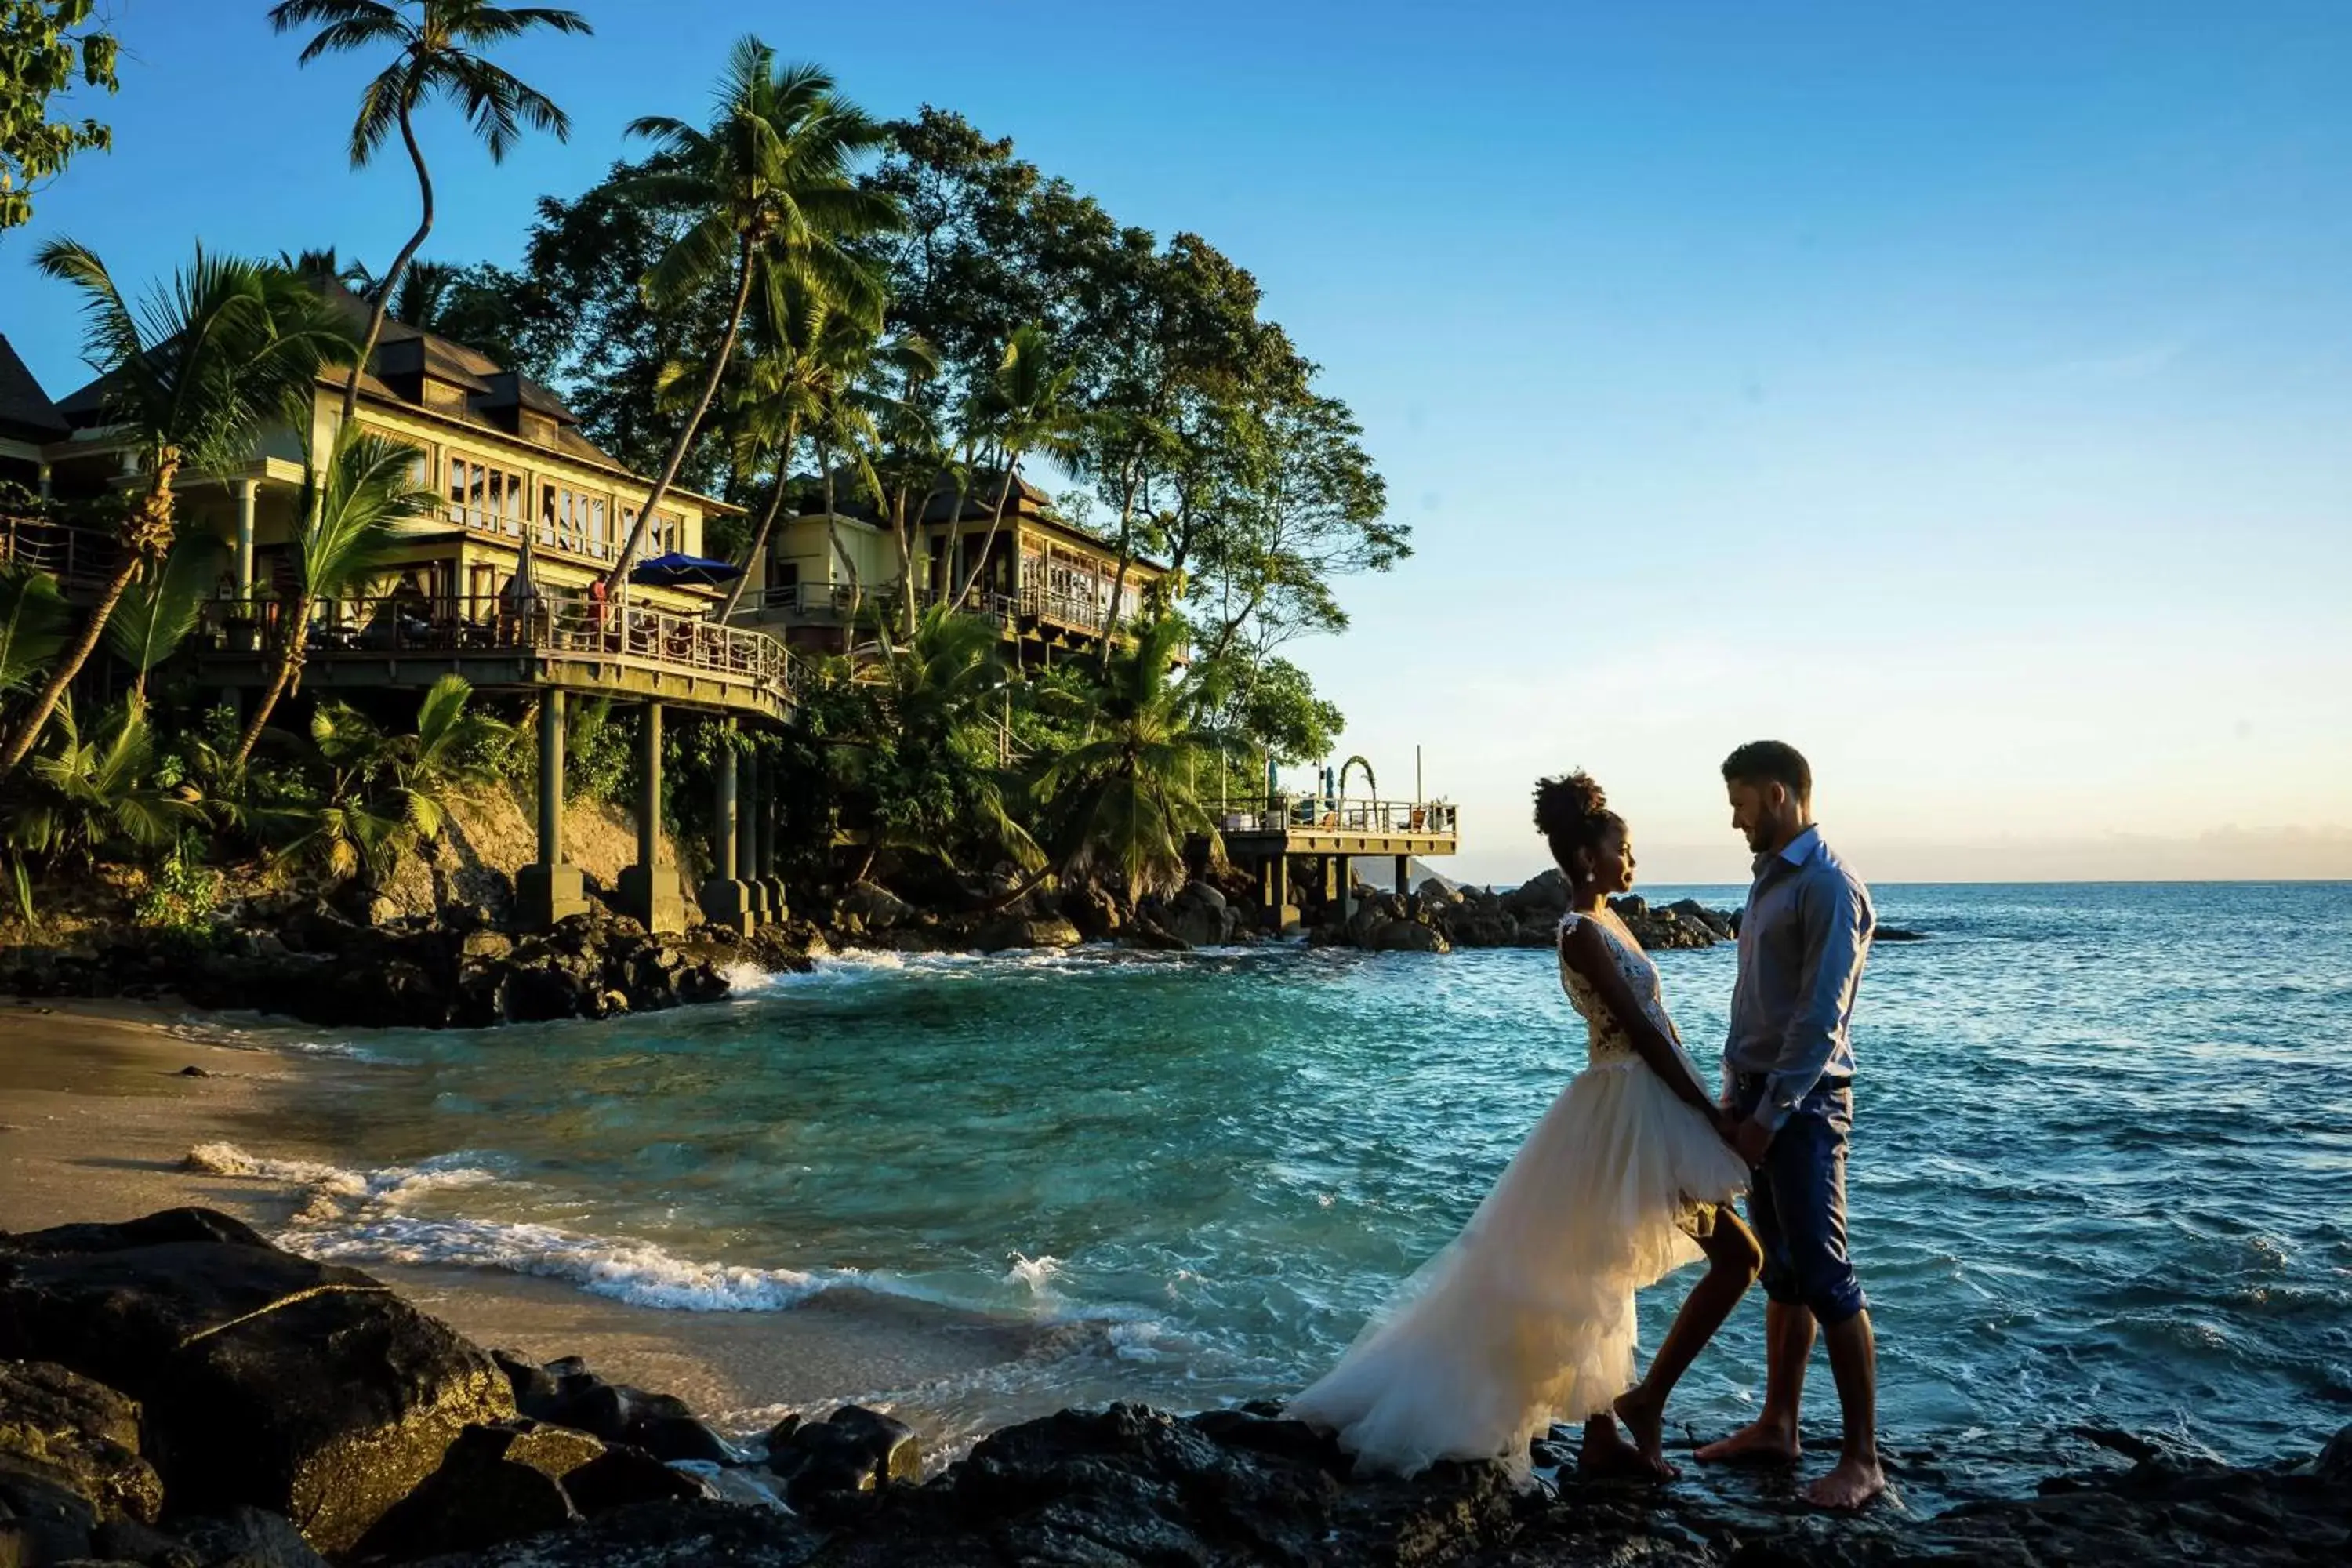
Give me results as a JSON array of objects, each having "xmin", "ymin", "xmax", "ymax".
[{"xmin": 0, "ymin": 999, "xmax": 1057, "ymax": 1438}]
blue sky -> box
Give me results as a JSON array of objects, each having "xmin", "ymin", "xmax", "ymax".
[{"xmin": 8, "ymin": 1, "xmax": 2349, "ymax": 881}]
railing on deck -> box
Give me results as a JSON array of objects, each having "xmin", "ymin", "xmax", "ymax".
[
  {"xmin": 1214, "ymin": 795, "xmax": 1459, "ymax": 837},
  {"xmin": 753, "ymin": 579, "xmax": 1139, "ymax": 638},
  {"xmin": 0, "ymin": 515, "xmax": 120, "ymax": 590},
  {"xmin": 194, "ymin": 593, "xmax": 791, "ymax": 696}
]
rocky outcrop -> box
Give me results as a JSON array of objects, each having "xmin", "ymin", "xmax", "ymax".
[
  {"xmin": 3, "ymin": 1208, "xmax": 2346, "ymax": 1567},
  {"xmin": 0, "ymin": 902, "xmax": 741, "ymax": 1030},
  {"xmin": 0, "ymin": 1208, "xmax": 514, "ymax": 1553}
]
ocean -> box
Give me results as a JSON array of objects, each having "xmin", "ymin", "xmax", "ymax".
[{"xmin": 199, "ymin": 882, "xmax": 2352, "ymax": 1507}]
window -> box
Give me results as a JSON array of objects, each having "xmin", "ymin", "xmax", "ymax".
[
  {"xmin": 445, "ymin": 453, "xmax": 526, "ymax": 536},
  {"xmin": 619, "ymin": 505, "xmax": 681, "ymax": 558}
]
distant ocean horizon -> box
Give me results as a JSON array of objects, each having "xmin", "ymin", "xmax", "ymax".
[{"xmin": 201, "ymin": 880, "xmax": 2352, "ymax": 1509}]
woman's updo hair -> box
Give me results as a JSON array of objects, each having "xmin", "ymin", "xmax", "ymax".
[{"xmin": 1533, "ymin": 769, "xmax": 1625, "ymax": 878}]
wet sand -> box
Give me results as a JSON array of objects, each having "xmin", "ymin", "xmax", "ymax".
[{"xmin": 0, "ymin": 998, "xmax": 1053, "ymax": 1432}]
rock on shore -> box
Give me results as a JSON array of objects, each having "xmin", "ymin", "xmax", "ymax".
[
  {"xmin": 0, "ymin": 902, "xmax": 751, "ymax": 1030},
  {"xmin": 1, "ymin": 1207, "xmax": 2343, "ymax": 1567}
]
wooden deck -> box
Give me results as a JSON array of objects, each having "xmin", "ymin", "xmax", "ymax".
[
  {"xmin": 187, "ymin": 593, "xmax": 793, "ymax": 723},
  {"xmin": 1215, "ymin": 796, "xmax": 1461, "ymax": 861}
]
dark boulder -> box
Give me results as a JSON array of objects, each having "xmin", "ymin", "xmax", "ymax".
[
  {"xmin": 0, "ymin": 1211, "xmax": 513, "ymax": 1554},
  {"xmin": 172, "ymin": 1504, "xmax": 332, "ymax": 1568},
  {"xmin": 559, "ymin": 1445, "xmax": 716, "ymax": 1515},
  {"xmin": 405, "ymin": 1497, "xmax": 822, "ymax": 1567},
  {"xmin": 349, "ymin": 1422, "xmax": 586, "ymax": 1563},
  {"xmin": 0, "ymin": 1359, "xmax": 162, "ymax": 1526}
]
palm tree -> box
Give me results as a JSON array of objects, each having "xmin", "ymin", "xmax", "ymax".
[
  {"xmin": 230, "ymin": 430, "xmax": 441, "ymax": 769},
  {"xmin": 953, "ymin": 323, "xmax": 1086, "ymax": 607},
  {"xmin": 0, "ymin": 565, "xmax": 71, "ymax": 702},
  {"xmin": 268, "ymin": 1, "xmax": 592, "ymax": 424},
  {"xmin": 600, "ymin": 37, "xmax": 900, "ymax": 595},
  {"xmin": 1023, "ymin": 615, "xmax": 1233, "ymax": 903},
  {"xmin": 104, "ymin": 535, "xmax": 227, "ymax": 706},
  {"xmin": 4, "ymin": 698, "xmax": 194, "ymax": 877},
  {"xmin": 0, "ymin": 243, "xmax": 360, "ymax": 780},
  {"xmin": 285, "ymin": 673, "xmax": 510, "ymax": 883}
]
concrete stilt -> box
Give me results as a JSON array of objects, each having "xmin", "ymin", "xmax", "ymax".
[
  {"xmin": 1394, "ymin": 854, "xmax": 1410, "ymax": 896},
  {"xmin": 737, "ymin": 746, "xmax": 765, "ymax": 921},
  {"xmin": 516, "ymin": 691, "xmax": 588, "ymax": 928},
  {"xmin": 1336, "ymin": 855, "xmax": 1353, "ymax": 920},
  {"xmin": 699, "ymin": 722, "xmax": 754, "ymax": 934},
  {"xmin": 755, "ymin": 772, "xmax": 786, "ymax": 920},
  {"xmin": 618, "ymin": 701, "xmax": 684, "ymax": 932}
]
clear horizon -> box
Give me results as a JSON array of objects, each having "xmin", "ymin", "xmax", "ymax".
[{"xmin": 6, "ymin": 0, "xmax": 2347, "ymax": 887}]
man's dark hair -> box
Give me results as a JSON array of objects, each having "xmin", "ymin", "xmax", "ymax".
[{"xmin": 1721, "ymin": 740, "xmax": 1812, "ymax": 805}]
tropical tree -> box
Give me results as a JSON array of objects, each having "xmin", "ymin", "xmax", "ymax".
[
  {"xmin": 282, "ymin": 673, "xmax": 509, "ymax": 882},
  {"xmin": 4, "ymin": 697, "xmax": 193, "ymax": 876},
  {"xmin": 843, "ymin": 602, "xmax": 1037, "ymax": 880},
  {"xmin": 601, "ymin": 38, "xmax": 900, "ymax": 593},
  {"xmin": 1024, "ymin": 615, "xmax": 1234, "ymax": 902},
  {"xmin": 0, "ymin": 243, "xmax": 360, "ymax": 780},
  {"xmin": 268, "ymin": 0, "xmax": 592, "ymax": 423},
  {"xmin": 230, "ymin": 429, "xmax": 440, "ymax": 768},
  {"xmin": 0, "ymin": 0, "xmax": 120, "ymax": 230},
  {"xmin": 953, "ymin": 322, "xmax": 1084, "ymax": 606},
  {"xmin": 103, "ymin": 535, "xmax": 227, "ymax": 706}
]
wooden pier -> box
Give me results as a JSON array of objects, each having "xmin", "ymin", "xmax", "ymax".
[{"xmin": 1214, "ymin": 794, "xmax": 1460, "ymax": 933}]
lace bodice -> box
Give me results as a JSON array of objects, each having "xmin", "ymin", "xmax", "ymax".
[{"xmin": 1556, "ymin": 909, "xmax": 1681, "ymax": 1070}]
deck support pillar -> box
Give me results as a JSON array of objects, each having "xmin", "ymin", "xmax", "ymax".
[
  {"xmin": 618, "ymin": 701, "xmax": 684, "ymax": 932},
  {"xmin": 699, "ymin": 720, "xmax": 754, "ymax": 935},
  {"xmin": 755, "ymin": 768, "xmax": 785, "ymax": 921},
  {"xmin": 1260, "ymin": 855, "xmax": 1298, "ymax": 935},
  {"xmin": 1395, "ymin": 854, "xmax": 1411, "ymax": 896},
  {"xmin": 517, "ymin": 690, "xmax": 588, "ymax": 930},
  {"xmin": 1335, "ymin": 855, "xmax": 1353, "ymax": 920},
  {"xmin": 737, "ymin": 746, "xmax": 767, "ymax": 922}
]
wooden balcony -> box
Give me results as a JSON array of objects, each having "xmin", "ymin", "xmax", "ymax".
[
  {"xmin": 0, "ymin": 515, "xmax": 120, "ymax": 597},
  {"xmin": 187, "ymin": 593, "xmax": 792, "ymax": 722}
]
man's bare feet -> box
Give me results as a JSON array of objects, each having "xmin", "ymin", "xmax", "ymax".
[
  {"xmin": 1801, "ymin": 1453, "xmax": 1886, "ymax": 1510},
  {"xmin": 1610, "ymin": 1388, "xmax": 1680, "ymax": 1479},
  {"xmin": 1693, "ymin": 1417, "xmax": 1801, "ymax": 1466},
  {"xmin": 1577, "ymin": 1417, "xmax": 1672, "ymax": 1482}
]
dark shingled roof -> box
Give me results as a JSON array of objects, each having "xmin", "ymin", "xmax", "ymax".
[{"xmin": 0, "ymin": 334, "xmax": 69, "ymax": 441}]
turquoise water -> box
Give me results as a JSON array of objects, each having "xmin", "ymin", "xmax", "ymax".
[{"xmin": 227, "ymin": 883, "xmax": 2352, "ymax": 1501}]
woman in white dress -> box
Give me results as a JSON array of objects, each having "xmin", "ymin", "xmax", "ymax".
[{"xmin": 1289, "ymin": 771, "xmax": 1762, "ymax": 1480}]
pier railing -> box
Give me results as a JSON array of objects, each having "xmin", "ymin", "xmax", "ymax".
[
  {"xmin": 0, "ymin": 515, "xmax": 119, "ymax": 593},
  {"xmin": 1215, "ymin": 795, "xmax": 1458, "ymax": 837},
  {"xmin": 194, "ymin": 593, "xmax": 793, "ymax": 695}
]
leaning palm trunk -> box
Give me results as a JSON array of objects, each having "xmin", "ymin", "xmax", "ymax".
[
  {"xmin": 604, "ymin": 238, "xmax": 758, "ymax": 597},
  {"xmin": 229, "ymin": 592, "xmax": 313, "ymax": 770},
  {"xmin": 0, "ymin": 456, "xmax": 180, "ymax": 779},
  {"xmin": 953, "ymin": 460, "xmax": 1022, "ymax": 609},
  {"xmin": 719, "ymin": 412, "xmax": 799, "ymax": 620},
  {"xmin": 818, "ymin": 462, "xmax": 866, "ymax": 630},
  {"xmin": 340, "ymin": 104, "xmax": 435, "ymax": 426}
]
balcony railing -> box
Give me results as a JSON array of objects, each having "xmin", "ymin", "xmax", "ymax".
[
  {"xmin": 754, "ymin": 579, "xmax": 1141, "ymax": 637},
  {"xmin": 1215, "ymin": 795, "xmax": 1460, "ymax": 837},
  {"xmin": 0, "ymin": 515, "xmax": 121, "ymax": 590},
  {"xmin": 194, "ymin": 592, "xmax": 791, "ymax": 696}
]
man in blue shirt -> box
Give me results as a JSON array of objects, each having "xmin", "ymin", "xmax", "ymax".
[{"xmin": 1696, "ymin": 740, "xmax": 1884, "ymax": 1510}]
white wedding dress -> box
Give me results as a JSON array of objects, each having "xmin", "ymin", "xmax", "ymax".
[{"xmin": 1287, "ymin": 907, "xmax": 1750, "ymax": 1477}]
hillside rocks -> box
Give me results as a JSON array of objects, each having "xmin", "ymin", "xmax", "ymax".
[{"xmin": 0, "ymin": 902, "xmax": 740, "ymax": 1030}]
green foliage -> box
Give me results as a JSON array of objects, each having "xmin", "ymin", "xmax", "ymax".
[
  {"xmin": 4, "ymin": 698, "xmax": 194, "ymax": 873},
  {"xmin": 0, "ymin": 0, "xmax": 119, "ymax": 230},
  {"xmin": 284, "ymin": 675, "xmax": 513, "ymax": 884},
  {"xmin": 564, "ymin": 696, "xmax": 633, "ymax": 808},
  {"xmin": 1025, "ymin": 617, "xmax": 1240, "ymax": 900},
  {"xmin": 105, "ymin": 535, "xmax": 227, "ymax": 693},
  {"xmin": 132, "ymin": 833, "xmax": 223, "ymax": 935},
  {"xmin": 0, "ymin": 562, "xmax": 69, "ymax": 697}
]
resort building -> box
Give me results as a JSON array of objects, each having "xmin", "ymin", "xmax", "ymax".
[
  {"xmin": 0, "ymin": 309, "xmax": 791, "ymax": 938},
  {"xmin": 738, "ymin": 470, "xmax": 1173, "ymax": 662}
]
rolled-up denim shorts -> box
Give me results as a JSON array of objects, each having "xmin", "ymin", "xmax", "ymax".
[{"xmin": 1730, "ymin": 1074, "xmax": 1867, "ymax": 1327}]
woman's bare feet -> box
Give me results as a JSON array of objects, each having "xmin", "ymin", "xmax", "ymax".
[
  {"xmin": 1610, "ymin": 1388, "xmax": 1679, "ymax": 1479},
  {"xmin": 1577, "ymin": 1415, "xmax": 1672, "ymax": 1481},
  {"xmin": 1801, "ymin": 1452, "xmax": 1886, "ymax": 1510},
  {"xmin": 1693, "ymin": 1416, "xmax": 1801, "ymax": 1466}
]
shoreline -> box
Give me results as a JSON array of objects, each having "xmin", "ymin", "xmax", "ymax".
[{"xmin": 0, "ymin": 998, "xmax": 1079, "ymax": 1443}]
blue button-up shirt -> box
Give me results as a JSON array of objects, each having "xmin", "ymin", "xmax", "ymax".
[{"xmin": 1724, "ymin": 826, "xmax": 1875, "ymax": 1131}]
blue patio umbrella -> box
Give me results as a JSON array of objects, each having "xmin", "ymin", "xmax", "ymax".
[{"xmin": 629, "ymin": 551, "xmax": 744, "ymax": 588}]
